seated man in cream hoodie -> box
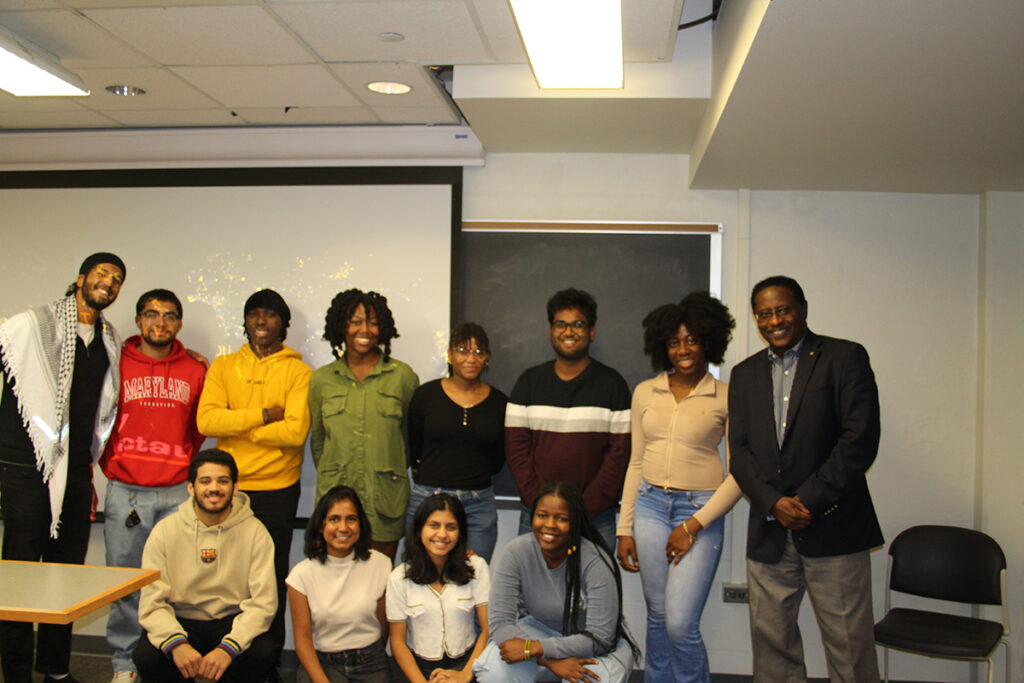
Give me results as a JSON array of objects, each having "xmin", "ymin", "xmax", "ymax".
[{"xmin": 135, "ymin": 449, "xmax": 276, "ymax": 683}]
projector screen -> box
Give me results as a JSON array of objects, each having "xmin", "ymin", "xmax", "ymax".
[{"xmin": 0, "ymin": 167, "xmax": 459, "ymax": 515}]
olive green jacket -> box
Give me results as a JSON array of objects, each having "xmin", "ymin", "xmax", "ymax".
[{"xmin": 309, "ymin": 354, "xmax": 419, "ymax": 541}]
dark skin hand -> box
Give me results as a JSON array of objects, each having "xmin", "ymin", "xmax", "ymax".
[
  {"xmin": 498, "ymin": 637, "xmax": 532, "ymax": 664},
  {"xmin": 541, "ymin": 656, "xmax": 601, "ymax": 682},
  {"xmin": 771, "ymin": 495, "xmax": 812, "ymax": 530},
  {"xmin": 263, "ymin": 405, "xmax": 285, "ymax": 423},
  {"xmin": 616, "ymin": 535, "xmax": 639, "ymax": 572},
  {"xmin": 665, "ymin": 516, "xmax": 703, "ymax": 565}
]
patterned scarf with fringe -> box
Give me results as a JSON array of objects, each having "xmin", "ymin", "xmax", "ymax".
[{"xmin": 0, "ymin": 294, "xmax": 120, "ymax": 537}]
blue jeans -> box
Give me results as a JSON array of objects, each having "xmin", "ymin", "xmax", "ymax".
[
  {"xmin": 518, "ymin": 505, "xmax": 618, "ymax": 554},
  {"xmin": 633, "ymin": 481, "xmax": 724, "ymax": 683},
  {"xmin": 407, "ymin": 482, "xmax": 498, "ymax": 562},
  {"xmin": 104, "ymin": 480, "xmax": 189, "ymax": 673},
  {"xmin": 473, "ymin": 615, "xmax": 633, "ymax": 683}
]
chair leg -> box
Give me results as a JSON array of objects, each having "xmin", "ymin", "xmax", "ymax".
[
  {"xmin": 1002, "ymin": 637, "xmax": 1011, "ymax": 683},
  {"xmin": 883, "ymin": 646, "xmax": 889, "ymax": 683}
]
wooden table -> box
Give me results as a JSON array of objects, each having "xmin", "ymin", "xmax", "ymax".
[{"xmin": 0, "ymin": 560, "xmax": 159, "ymax": 624}]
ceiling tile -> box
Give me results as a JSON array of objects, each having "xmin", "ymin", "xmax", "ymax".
[
  {"xmin": 0, "ymin": 110, "xmax": 119, "ymax": 128},
  {"xmin": 623, "ymin": 0, "xmax": 683, "ymax": 61},
  {"xmin": 103, "ymin": 108, "xmax": 242, "ymax": 126},
  {"xmin": 0, "ymin": 9, "xmax": 154, "ymax": 67},
  {"xmin": 270, "ymin": 0, "xmax": 490, "ymax": 63},
  {"xmin": 372, "ymin": 106, "xmax": 459, "ymax": 124},
  {"xmin": 468, "ymin": 0, "xmax": 527, "ymax": 61},
  {"xmin": 328, "ymin": 62, "xmax": 452, "ymax": 109},
  {"xmin": 67, "ymin": 0, "xmax": 254, "ymax": 7},
  {"xmin": 232, "ymin": 106, "xmax": 379, "ymax": 125},
  {"xmin": 171, "ymin": 65, "xmax": 362, "ymax": 108},
  {"xmin": 83, "ymin": 5, "xmax": 314, "ymax": 65},
  {"xmin": 0, "ymin": 0, "xmax": 63, "ymax": 9},
  {"xmin": 72, "ymin": 67, "xmax": 220, "ymax": 109}
]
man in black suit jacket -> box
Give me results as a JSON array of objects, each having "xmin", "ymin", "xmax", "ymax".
[{"xmin": 729, "ymin": 275, "xmax": 882, "ymax": 683}]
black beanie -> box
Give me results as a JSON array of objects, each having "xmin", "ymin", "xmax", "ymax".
[
  {"xmin": 79, "ymin": 252, "xmax": 126, "ymax": 279},
  {"xmin": 244, "ymin": 289, "xmax": 292, "ymax": 340}
]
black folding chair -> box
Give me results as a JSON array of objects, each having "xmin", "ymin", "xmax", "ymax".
[{"xmin": 874, "ymin": 525, "xmax": 1011, "ymax": 683}]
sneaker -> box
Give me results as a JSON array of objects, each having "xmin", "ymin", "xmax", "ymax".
[
  {"xmin": 42, "ymin": 676, "xmax": 82, "ymax": 683},
  {"xmin": 111, "ymin": 672, "xmax": 137, "ymax": 683}
]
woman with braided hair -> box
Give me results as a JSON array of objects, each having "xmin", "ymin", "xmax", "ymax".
[
  {"xmin": 474, "ymin": 481, "xmax": 638, "ymax": 683},
  {"xmin": 309, "ymin": 288, "xmax": 419, "ymax": 560}
]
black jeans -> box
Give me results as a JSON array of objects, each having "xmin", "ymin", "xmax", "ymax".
[
  {"xmin": 297, "ymin": 641, "xmax": 391, "ymax": 683},
  {"xmin": 413, "ymin": 649, "xmax": 472, "ymax": 680},
  {"xmin": 244, "ymin": 482, "xmax": 300, "ymax": 661},
  {"xmin": 133, "ymin": 615, "xmax": 277, "ymax": 683},
  {"xmin": 0, "ymin": 461, "xmax": 92, "ymax": 683}
]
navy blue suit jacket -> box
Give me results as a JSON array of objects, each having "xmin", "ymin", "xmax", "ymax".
[{"xmin": 728, "ymin": 331, "xmax": 883, "ymax": 563}]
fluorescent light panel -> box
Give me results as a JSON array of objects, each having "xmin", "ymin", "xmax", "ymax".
[
  {"xmin": 0, "ymin": 25, "xmax": 89, "ymax": 97},
  {"xmin": 508, "ymin": 0, "xmax": 623, "ymax": 89}
]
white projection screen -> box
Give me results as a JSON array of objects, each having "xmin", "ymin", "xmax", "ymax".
[{"xmin": 0, "ymin": 167, "xmax": 460, "ymax": 516}]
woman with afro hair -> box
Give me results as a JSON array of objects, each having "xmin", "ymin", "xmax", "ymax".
[
  {"xmin": 308, "ymin": 288, "xmax": 419, "ymax": 560},
  {"xmin": 615, "ymin": 291, "xmax": 742, "ymax": 682}
]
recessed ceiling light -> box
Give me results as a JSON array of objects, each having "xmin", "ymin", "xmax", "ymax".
[
  {"xmin": 378, "ymin": 32, "xmax": 405, "ymax": 42},
  {"xmin": 105, "ymin": 84, "xmax": 145, "ymax": 97},
  {"xmin": 367, "ymin": 81, "xmax": 412, "ymax": 95}
]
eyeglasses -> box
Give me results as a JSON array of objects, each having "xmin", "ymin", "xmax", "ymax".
[
  {"xmin": 755, "ymin": 306, "xmax": 796, "ymax": 322},
  {"xmin": 452, "ymin": 347, "xmax": 487, "ymax": 357},
  {"xmin": 140, "ymin": 310, "xmax": 180, "ymax": 323},
  {"xmin": 552, "ymin": 320, "xmax": 589, "ymax": 331}
]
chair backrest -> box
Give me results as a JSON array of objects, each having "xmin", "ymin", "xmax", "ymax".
[{"xmin": 888, "ymin": 525, "xmax": 1006, "ymax": 605}]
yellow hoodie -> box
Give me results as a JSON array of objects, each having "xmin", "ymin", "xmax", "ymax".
[{"xmin": 197, "ymin": 344, "xmax": 312, "ymax": 490}]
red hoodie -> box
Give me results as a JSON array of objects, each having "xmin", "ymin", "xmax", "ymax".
[{"xmin": 99, "ymin": 336, "xmax": 207, "ymax": 487}]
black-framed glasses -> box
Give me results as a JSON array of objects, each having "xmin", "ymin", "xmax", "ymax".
[
  {"xmin": 552, "ymin": 320, "xmax": 589, "ymax": 331},
  {"xmin": 140, "ymin": 310, "xmax": 180, "ymax": 323}
]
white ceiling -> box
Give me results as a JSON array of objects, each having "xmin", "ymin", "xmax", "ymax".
[{"xmin": 0, "ymin": 0, "xmax": 1022, "ymax": 193}]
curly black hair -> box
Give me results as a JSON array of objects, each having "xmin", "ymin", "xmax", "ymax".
[
  {"xmin": 304, "ymin": 485, "xmax": 372, "ymax": 563},
  {"xmin": 642, "ymin": 291, "xmax": 735, "ymax": 371},
  {"xmin": 322, "ymin": 288, "xmax": 399, "ymax": 361},
  {"xmin": 546, "ymin": 288, "xmax": 597, "ymax": 326}
]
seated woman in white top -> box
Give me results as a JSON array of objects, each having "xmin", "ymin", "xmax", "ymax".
[
  {"xmin": 287, "ymin": 486, "xmax": 392, "ymax": 683},
  {"xmin": 388, "ymin": 493, "xmax": 490, "ymax": 683},
  {"xmin": 474, "ymin": 481, "xmax": 640, "ymax": 683}
]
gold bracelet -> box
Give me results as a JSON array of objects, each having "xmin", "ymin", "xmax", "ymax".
[
  {"xmin": 682, "ymin": 520, "xmax": 697, "ymax": 545},
  {"xmin": 524, "ymin": 639, "xmax": 532, "ymax": 660}
]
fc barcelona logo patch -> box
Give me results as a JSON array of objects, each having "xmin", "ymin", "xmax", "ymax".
[{"xmin": 201, "ymin": 548, "xmax": 217, "ymax": 563}]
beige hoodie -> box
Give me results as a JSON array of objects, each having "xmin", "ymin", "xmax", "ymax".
[{"xmin": 139, "ymin": 490, "xmax": 276, "ymax": 656}]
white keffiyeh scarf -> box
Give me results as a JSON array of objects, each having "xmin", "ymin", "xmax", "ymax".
[{"xmin": 0, "ymin": 294, "xmax": 121, "ymax": 537}]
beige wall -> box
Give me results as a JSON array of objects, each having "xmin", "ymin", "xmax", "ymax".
[
  {"xmin": 980, "ymin": 192, "xmax": 1024, "ymax": 683},
  {"xmin": 466, "ymin": 153, "xmax": 1017, "ymax": 679}
]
